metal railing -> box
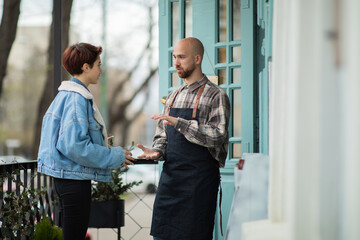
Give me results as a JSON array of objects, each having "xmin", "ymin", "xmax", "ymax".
[
  {"xmin": 0, "ymin": 159, "xmax": 60, "ymax": 240},
  {"xmin": 0, "ymin": 159, "xmax": 158, "ymax": 240}
]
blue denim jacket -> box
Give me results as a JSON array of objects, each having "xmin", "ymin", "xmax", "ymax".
[{"xmin": 37, "ymin": 79, "xmax": 125, "ymax": 182}]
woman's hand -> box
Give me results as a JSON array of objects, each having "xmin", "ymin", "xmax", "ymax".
[
  {"xmin": 137, "ymin": 144, "xmax": 160, "ymax": 160},
  {"xmin": 122, "ymin": 148, "xmax": 135, "ymax": 169}
]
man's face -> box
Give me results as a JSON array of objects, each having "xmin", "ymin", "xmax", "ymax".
[{"xmin": 173, "ymin": 42, "xmax": 196, "ymax": 79}]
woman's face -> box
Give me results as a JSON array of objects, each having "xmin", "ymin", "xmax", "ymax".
[{"xmin": 87, "ymin": 56, "xmax": 102, "ymax": 85}]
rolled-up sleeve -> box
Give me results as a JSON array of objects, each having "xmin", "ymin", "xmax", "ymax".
[{"xmin": 152, "ymin": 103, "xmax": 168, "ymax": 158}]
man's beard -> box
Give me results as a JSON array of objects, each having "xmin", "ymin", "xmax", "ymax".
[{"xmin": 177, "ymin": 65, "xmax": 195, "ymax": 79}]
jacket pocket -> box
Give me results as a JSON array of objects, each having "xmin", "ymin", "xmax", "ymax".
[{"xmin": 88, "ymin": 119, "xmax": 104, "ymax": 145}]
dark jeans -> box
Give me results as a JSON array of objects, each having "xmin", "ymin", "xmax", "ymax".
[
  {"xmin": 54, "ymin": 178, "xmax": 91, "ymax": 240},
  {"xmin": 153, "ymin": 237, "xmax": 168, "ymax": 240}
]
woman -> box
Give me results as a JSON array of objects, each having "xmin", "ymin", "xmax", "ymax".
[{"xmin": 37, "ymin": 43, "xmax": 134, "ymax": 239}]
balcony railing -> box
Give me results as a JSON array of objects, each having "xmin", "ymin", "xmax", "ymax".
[
  {"xmin": 0, "ymin": 158, "xmax": 158, "ymax": 240},
  {"xmin": 0, "ymin": 158, "xmax": 60, "ymax": 240}
]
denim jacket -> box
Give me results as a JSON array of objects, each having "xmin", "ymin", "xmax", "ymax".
[{"xmin": 37, "ymin": 79, "xmax": 125, "ymax": 182}]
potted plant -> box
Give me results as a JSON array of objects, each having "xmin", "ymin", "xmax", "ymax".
[{"xmin": 88, "ymin": 139, "xmax": 142, "ymax": 228}]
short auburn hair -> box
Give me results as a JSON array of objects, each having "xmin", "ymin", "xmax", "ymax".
[{"xmin": 62, "ymin": 43, "xmax": 102, "ymax": 75}]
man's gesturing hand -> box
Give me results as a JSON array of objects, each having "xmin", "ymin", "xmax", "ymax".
[
  {"xmin": 152, "ymin": 114, "xmax": 178, "ymax": 127},
  {"xmin": 137, "ymin": 144, "xmax": 160, "ymax": 160}
]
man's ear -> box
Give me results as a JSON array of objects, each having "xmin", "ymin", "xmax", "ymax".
[{"xmin": 195, "ymin": 54, "xmax": 202, "ymax": 65}]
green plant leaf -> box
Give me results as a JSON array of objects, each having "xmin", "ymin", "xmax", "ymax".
[{"xmin": 91, "ymin": 166, "xmax": 142, "ymax": 202}]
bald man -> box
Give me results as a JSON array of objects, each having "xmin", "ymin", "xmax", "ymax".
[{"xmin": 138, "ymin": 37, "xmax": 231, "ymax": 240}]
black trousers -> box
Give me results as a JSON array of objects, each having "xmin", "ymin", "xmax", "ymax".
[{"xmin": 54, "ymin": 178, "xmax": 91, "ymax": 240}]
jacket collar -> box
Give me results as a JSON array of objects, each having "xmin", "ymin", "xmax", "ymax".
[{"xmin": 58, "ymin": 81, "xmax": 93, "ymax": 99}]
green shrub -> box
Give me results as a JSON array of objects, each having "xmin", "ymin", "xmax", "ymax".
[
  {"xmin": 34, "ymin": 218, "xmax": 62, "ymax": 240},
  {"xmin": 91, "ymin": 166, "xmax": 142, "ymax": 201},
  {"xmin": 0, "ymin": 170, "xmax": 47, "ymax": 239}
]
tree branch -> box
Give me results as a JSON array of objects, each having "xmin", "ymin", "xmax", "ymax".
[
  {"xmin": 129, "ymin": 87, "xmax": 150, "ymax": 124},
  {"xmin": 109, "ymin": 5, "xmax": 154, "ymax": 107},
  {"xmin": 121, "ymin": 68, "xmax": 157, "ymax": 109},
  {"xmin": 109, "ymin": 67, "xmax": 157, "ymax": 127}
]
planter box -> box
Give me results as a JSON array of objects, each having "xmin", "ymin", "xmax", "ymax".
[{"xmin": 88, "ymin": 200, "xmax": 125, "ymax": 228}]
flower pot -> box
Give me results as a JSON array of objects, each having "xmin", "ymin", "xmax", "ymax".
[{"xmin": 88, "ymin": 200, "xmax": 125, "ymax": 228}]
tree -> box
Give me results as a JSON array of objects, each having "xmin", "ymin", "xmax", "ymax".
[
  {"xmin": 31, "ymin": 0, "xmax": 73, "ymax": 159},
  {"xmin": 31, "ymin": 0, "xmax": 158, "ymax": 156},
  {"xmin": 108, "ymin": 3, "xmax": 158, "ymax": 146},
  {"xmin": 0, "ymin": 0, "xmax": 21, "ymax": 99}
]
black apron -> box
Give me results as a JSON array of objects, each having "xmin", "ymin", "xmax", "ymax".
[{"xmin": 151, "ymin": 84, "xmax": 220, "ymax": 240}]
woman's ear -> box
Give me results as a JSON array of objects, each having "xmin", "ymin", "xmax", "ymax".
[{"xmin": 82, "ymin": 63, "xmax": 89, "ymax": 72}]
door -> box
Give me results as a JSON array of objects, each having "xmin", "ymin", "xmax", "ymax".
[{"xmin": 158, "ymin": 0, "xmax": 255, "ymax": 239}]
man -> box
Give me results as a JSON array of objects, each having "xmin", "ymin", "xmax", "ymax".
[{"xmin": 137, "ymin": 37, "xmax": 230, "ymax": 240}]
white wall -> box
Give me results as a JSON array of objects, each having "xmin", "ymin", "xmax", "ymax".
[
  {"xmin": 340, "ymin": 0, "xmax": 360, "ymax": 239},
  {"xmin": 242, "ymin": 0, "xmax": 360, "ymax": 239}
]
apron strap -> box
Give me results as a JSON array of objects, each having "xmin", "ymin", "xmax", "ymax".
[
  {"xmin": 168, "ymin": 90, "xmax": 180, "ymax": 115},
  {"xmin": 168, "ymin": 82, "xmax": 207, "ymax": 118},
  {"xmin": 192, "ymin": 83, "xmax": 206, "ymax": 118}
]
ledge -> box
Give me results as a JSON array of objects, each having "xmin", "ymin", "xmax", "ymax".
[{"xmin": 242, "ymin": 220, "xmax": 286, "ymax": 240}]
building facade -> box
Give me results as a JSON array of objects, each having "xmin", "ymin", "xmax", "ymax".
[
  {"xmin": 159, "ymin": 0, "xmax": 360, "ymax": 240},
  {"xmin": 158, "ymin": 0, "xmax": 272, "ymax": 239}
]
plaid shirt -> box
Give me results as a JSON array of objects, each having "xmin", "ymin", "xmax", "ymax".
[{"xmin": 152, "ymin": 75, "xmax": 230, "ymax": 167}]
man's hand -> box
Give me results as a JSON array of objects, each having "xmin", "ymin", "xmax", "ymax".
[
  {"xmin": 152, "ymin": 114, "xmax": 178, "ymax": 126},
  {"xmin": 137, "ymin": 144, "xmax": 160, "ymax": 160}
]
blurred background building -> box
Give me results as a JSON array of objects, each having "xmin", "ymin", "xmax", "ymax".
[{"xmin": 1, "ymin": 0, "xmax": 360, "ymax": 240}]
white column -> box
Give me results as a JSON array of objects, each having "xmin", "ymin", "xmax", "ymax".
[
  {"xmin": 268, "ymin": 0, "xmax": 292, "ymax": 223},
  {"xmin": 340, "ymin": 0, "xmax": 360, "ymax": 239},
  {"xmin": 318, "ymin": 1, "xmax": 342, "ymax": 239},
  {"xmin": 285, "ymin": 1, "xmax": 323, "ymax": 239}
]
